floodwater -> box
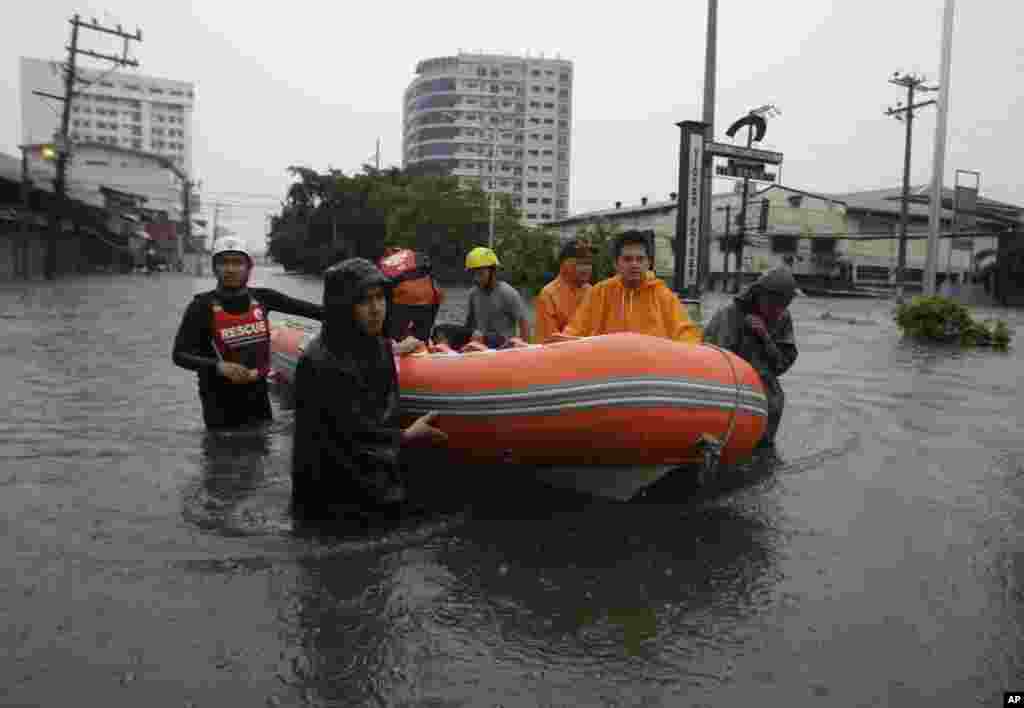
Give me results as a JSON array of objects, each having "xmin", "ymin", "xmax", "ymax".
[{"xmin": 1, "ymin": 266, "xmax": 1022, "ymax": 707}]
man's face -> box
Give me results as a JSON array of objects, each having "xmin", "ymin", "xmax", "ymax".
[
  {"xmin": 615, "ymin": 243, "xmax": 649, "ymax": 287},
  {"xmin": 472, "ymin": 267, "xmax": 493, "ymax": 289},
  {"xmin": 353, "ymin": 286, "xmax": 388, "ymax": 336},
  {"xmin": 215, "ymin": 253, "xmax": 250, "ymax": 289},
  {"xmin": 575, "ymin": 259, "xmax": 593, "ymax": 286}
]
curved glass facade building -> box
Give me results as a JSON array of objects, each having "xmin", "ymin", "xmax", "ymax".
[{"xmin": 403, "ymin": 52, "xmax": 572, "ymax": 225}]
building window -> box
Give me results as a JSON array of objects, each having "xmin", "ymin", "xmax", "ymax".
[
  {"xmin": 132, "ymin": 139, "xmax": 142, "ymax": 149},
  {"xmin": 531, "ymin": 70, "xmax": 541, "ymax": 77},
  {"xmin": 527, "ymin": 197, "xmax": 538, "ymax": 204},
  {"xmin": 545, "ymin": 86, "xmax": 555, "ymax": 93},
  {"xmin": 542, "ymin": 149, "xmax": 553, "ymax": 156},
  {"xmin": 532, "ymin": 86, "xmax": 541, "ymax": 92},
  {"xmin": 542, "ymin": 166, "xmax": 553, "ymax": 173},
  {"xmin": 527, "ymin": 181, "xmax": 538, "ymax": 188},
  {"xmin": 559, "ymin": 89, "xmax": 569, "ymax": 99},
  {"xmin": 527, "ymin": 213, "xmax": 537, "ymax": 219},
  {"xmin": 556, "ymin": 199, "xmax": 566, "ymax": 209},
  {"xmin": 541, "ymin": 198, "xmax": 552, "ymax": 204},
  {"xmin": 543, "ymin": 102, "xmax": 554, "ymax": 109},
  {"xmin": 560, "ymin": 72, "xmax": 570, "ymax": 82},
  {"xmin": 558, "ymin": 136, "xmax": 568, "ymax": 145},
  {"xmin": 559, "ymin": 120, "xmax": 568, "ymax": 129},
  {"xmin": 543, "ymin": 134, "xmax": 553, "ymax": 141},
  {"xmin": 541, "ymin": 214, "xmax": 551, "ymax": 220},
  {"xmin": 150, "ymin": 87, "xmax": 164, "ymax": 94},
  {"xmin": 544, "ymin": 118, "xmax": 554, "ymax": 125}
]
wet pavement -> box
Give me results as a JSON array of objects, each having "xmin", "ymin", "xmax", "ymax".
[{"xmin": 1, "ymin": 266, "xmax": 1022, "ymax": 707}]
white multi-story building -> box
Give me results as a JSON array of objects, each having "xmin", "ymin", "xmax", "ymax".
[
  {"xmin": 402, "ymin": 52, "xmax": 572, "ymax": 226},
  {"xmin": 19, "ymin": 57, "xmax": 195, "ymax": 218}
]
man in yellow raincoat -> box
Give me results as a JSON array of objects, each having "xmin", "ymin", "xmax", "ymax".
[
  {"xmin": 560, "ymin": 230, "xmax": 702, "ymax": 344},
  {"xmin": 533, "ymin": 238, "xmax": 593, "ymax": 344}
]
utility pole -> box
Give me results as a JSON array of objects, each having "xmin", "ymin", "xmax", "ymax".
[
  {"xmin": 212, "ymin": 204, "xmax": 221, "ymax": 245},
  {"xmin": 376, "ymin": 138, "xmax": 381, "ymax": 171},
  {"xmin": 925, "ymin": 0, "xmax": 956, "ymax": 297},
  {"xmin": 37, "ymin": 14, "xmax": 142, "ymax": 279},
  {"xmin": 698, "ymin": 0, "xmax": 719, "ymax": 296},
  {"xmin": 732, "ymin": 124, "xmax": 756, "ymax": 294},
  {"xmin": 721, "ymin": 203, "xmax": 732, "ymax": 287},
  {"xmin": 885, "ymin": 72, "xmax": 936, "ymax": 300}
]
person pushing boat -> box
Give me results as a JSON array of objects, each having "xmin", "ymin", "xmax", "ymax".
[{"xmin": 290, "ymin": 258, "xmax": 447, "ymax": 521}]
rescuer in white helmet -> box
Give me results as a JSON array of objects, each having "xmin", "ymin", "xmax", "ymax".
[{"xmin": 172, "ymin": 237, "xmax": 325, "ymax": 429}]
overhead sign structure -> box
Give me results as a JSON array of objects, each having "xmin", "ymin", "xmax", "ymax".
[
  {"xmin": 707, "ymin": 141, "xmax": 784, "ymax": 165},
  {"xmin": 673, "ymin": 121, "xmax": 708, "ymax": 294},
  {"xmin": 715, "ymin": 159, "xmax": 777, "ymax": 182}
]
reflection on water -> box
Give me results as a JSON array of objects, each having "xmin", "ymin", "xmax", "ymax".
[{"xmin": 1, "ymin": 268, "xmax": 1022, "ymax": 707}]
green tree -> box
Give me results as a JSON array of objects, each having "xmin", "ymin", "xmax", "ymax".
[{"xmin": 267, "ymin": 163, "xmax": 566, "ymax": 285}]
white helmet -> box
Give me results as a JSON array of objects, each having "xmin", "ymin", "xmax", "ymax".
[{"xmin": 211, "ymin": 237, "xmax": 251, "ymax": 264}]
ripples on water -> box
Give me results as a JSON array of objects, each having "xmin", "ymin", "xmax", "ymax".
[{"xmin": 0, "ymin": 270, "xmax": 1021, "ymax": 706}]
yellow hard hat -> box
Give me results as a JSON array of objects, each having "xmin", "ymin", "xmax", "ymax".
[{"xmin": 465, "ymin": 246, "xmax": 500, "ymax": 270}]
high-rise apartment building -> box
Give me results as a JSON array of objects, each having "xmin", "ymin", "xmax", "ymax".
[
  {"xmin": 19, "ymin": 57, "xmax": 195, "ymax": 216},
  {"xmin": 403, "ymin": 52, "xmax": 572, "ymax": 226}
]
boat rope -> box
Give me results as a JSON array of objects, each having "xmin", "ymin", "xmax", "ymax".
[
  {"xmin": 694, "ymin": 344, "xmax": 743, "ymax": 485},
  {"xmin": 709, "ymin": 343, "xmax": 742, "ymax": 448}
]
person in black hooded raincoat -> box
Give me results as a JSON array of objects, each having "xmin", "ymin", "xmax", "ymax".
[
  {"xmin": 703, "ymin": 267, "xmax": 799, "ymax": 455},
  {"xmin": 290, "ymin": 258, "xmax": 447, "ymax": 521}
]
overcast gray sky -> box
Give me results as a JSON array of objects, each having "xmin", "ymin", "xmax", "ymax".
[{"xmin": 3, "ymin": 0, "xmax": 1021, "ymax": 255}]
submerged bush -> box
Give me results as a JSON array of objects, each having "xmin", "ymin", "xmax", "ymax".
[{"xmin": 894, "ymin": 296, "xmax": 1012, "ymax": 350}]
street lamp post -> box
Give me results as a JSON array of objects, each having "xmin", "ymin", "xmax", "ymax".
[{"xmin": 478, "ymin": 122, "xmax": 503, "ymax": 249}]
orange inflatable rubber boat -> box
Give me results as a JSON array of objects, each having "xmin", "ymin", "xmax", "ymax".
[{"xmin": 270, "ymin": 319, "xmax": 768, "ymax": 500}]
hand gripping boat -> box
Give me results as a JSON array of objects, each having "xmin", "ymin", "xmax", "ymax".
[{"xmin": 270, "ymin": 321, "xmax": 768, "ymax": 500}]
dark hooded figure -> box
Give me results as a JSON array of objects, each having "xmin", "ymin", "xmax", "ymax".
[
  {"xmin": 703, "ymin": 267, "xmax": 799, "ymax": 455},
  {"xmin": 290, "ymin": 258, "xmax": 446, "ymax": 521}
]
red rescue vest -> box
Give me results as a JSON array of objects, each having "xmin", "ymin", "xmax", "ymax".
[{"xmin": 211, "ymin": 297, "xmax": 272, "ymax": 377}]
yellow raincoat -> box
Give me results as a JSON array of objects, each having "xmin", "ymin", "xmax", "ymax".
[
  {"xmin": 533, "ymin": 257, "xmax": 591, "ymax": 344},
  {"xmin": 564, "ymin": 272, "xmax": 702, "ymax": 344}
]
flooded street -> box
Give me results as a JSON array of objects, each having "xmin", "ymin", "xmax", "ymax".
[{"xmin": 1, "ymin": 266, "xmax": 1022, "ymax": 707}]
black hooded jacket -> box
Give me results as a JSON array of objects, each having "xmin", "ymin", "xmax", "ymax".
[
  {"xmin": 291, "ymin": 259, "xmax": 404, "ymax": 513},
  {"xmin": 703, "ymin": 268, "xmax": 799, "ymax": 390}
]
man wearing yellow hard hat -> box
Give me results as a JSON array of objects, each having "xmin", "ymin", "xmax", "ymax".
[{"xmin": 464, "ymin": 246, "xmax": 530, "ymax": 348}]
